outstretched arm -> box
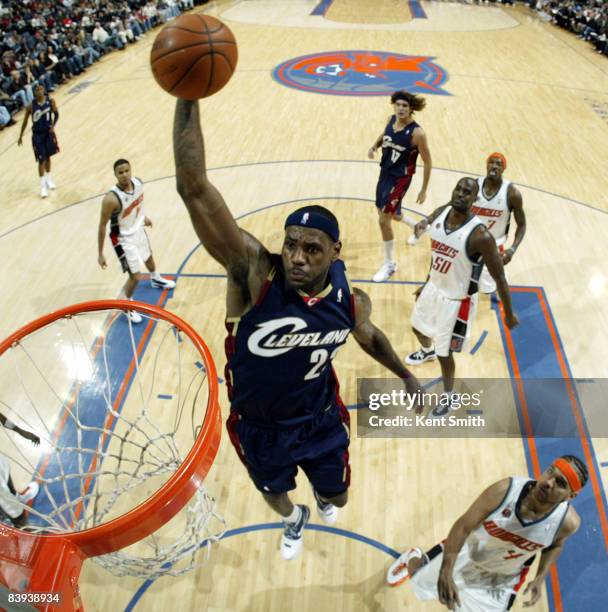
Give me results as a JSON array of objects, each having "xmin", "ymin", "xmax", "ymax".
[
  {"xmin": 469, "ymin": 226, "xmax": 518, "ymax": 329},
  {"xmin": 0, "ymin": 412, "xmax": 40, "ymax": 445},
  {"xmin": 97, "ymin": 193, "xmax": 119, "ymax": 269},
  {"xmin": 367, "ymin": 115, "xmax": 390, "ymax": 159},
  {"xmin": 412, "ymin": 128, "xmax": 432, "ymax": 204},
  {"xmin": 17, "ymin": 105, "xmax": 31, "ymax": 146},
  {"xmin": 351, "ymin": 288, "xmax": 423, "ymax": 404},
  {"xmin": 173, "ymin": 100, "xmax": 249, "ymax": 273},
  {"xmin": 523, "ymin": 508, "xmax": 580, "ymax": 607},
  {"xmin": 50, "ymin": 97, "xmax": 59, "ymax": 127},
  {"xmin": 502, "ymin": 185, "xmax": 526, "ymax": 265},
  {"xmin": 438, "ymin": 478, "xmax": 511, "ymax": 610},
  {"xmin": 413, "ymin": 203, "xmax": 449, "ymax": 238}
]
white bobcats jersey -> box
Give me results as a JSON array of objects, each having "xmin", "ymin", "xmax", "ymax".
[
  {"xmin": 466, "ymin": 477, "xmax": 568, "ymax": 576},
  {"xmin": 472, "ymin": 178, "xmax": 511, "ymax": 246},
  {"xmin": 109, "ymin": 177, "xmax": 145, "ymax": 236},
  {"xmin": 429, "ymin": 207, "xmax": 484, "ymax": 300}
]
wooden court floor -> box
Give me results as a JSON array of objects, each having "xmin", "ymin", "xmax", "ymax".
[{"xmin": 0, "ymin": 1, "xmax": 607, "ymax": 611}]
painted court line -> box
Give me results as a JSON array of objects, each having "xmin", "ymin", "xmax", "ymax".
[{"xmin": 495, "ymin": 287, "xmax": 608, "ymax": 611}]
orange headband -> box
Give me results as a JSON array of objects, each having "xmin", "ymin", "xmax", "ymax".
[
  {"xmin": 487, "ymin": 152, "xmax": 507, "ymax": 169},
  {"xmin": 553, "ymin": 458, "xmax": 582, "ymax": 493}
]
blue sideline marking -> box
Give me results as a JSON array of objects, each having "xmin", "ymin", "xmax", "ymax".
[
  {"xmin": 469, "ymin": 330, "xmax": 488, "ymax": 355},
  {"xmin": 311, "ymin": 0, "xmax": 333, "ymax": 16},
  {"xmin": 493, "ymin": 289, "xmax": 608, "ymax": 611},
  {"xmin": 409, "ymin": 0, "xmax": 427, "ymax": 19}
]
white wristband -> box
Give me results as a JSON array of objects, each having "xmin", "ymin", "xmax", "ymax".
[{"xmin": 4, "ymin": 417, "xmax": 16, "ymax": 430}]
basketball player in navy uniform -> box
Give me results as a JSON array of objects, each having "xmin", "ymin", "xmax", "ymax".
[
  {"xmin": 405, "ymin": 177, "xmax": 518, "ymax": 412},
  {"xmin": 387, "ymin": 455, "xmax": 587, "ymax": 611},
  {"xmin": 472, "ymin": 153, "xmax": 526, "ymax": 295},
  {"xmin": 97, "ymin": 159, "xmax": 176, "ymax": 323},
  {"xmin": 173, "ymin": 99, "xmax": 422, "ymax": 560},
  {"xmin": 368, "ymin": 91, "xmax": 432, "ymax": 282},
  {"xmin": 17, "ymin": 84, "xmax": 59, "ymax": 199}
]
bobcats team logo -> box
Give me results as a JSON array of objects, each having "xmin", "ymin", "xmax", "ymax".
[
  {"xmin": 301, "ymin": 212, "xmax": 310, "ymax": 224},
  {"xmin": 273, "ymin": 51, "xmax": 450, "ymax": 97}
]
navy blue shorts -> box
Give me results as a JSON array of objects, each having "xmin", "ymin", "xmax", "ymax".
[
  {"xmin": 32, "ymin": 130, "xmax": 59, "ymax": 162},
  {"xmin": 375, "ymin": 173, "xmax": 413, "ymax": 215},
  {"xmin": 226, "ymin": 399, "xmax": 351, "ymax": 498}
]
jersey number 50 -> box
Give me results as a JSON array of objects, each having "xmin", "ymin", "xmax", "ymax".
[{"xmin": 432, "ymin": 256, "xmax": 453, "ymax": 275}]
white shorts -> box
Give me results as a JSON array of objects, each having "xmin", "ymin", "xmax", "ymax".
[
  {"xmin": 411, "ymin": 281, "xmax": 478, "ymax": 357},
  {"xmin": 112, "ymin": 226, "xmax": 152, "ymax": 275},
  {"xmin": 0, "ymin": 454, "xmax": 22, "ymax": 520},
  {"xmin": 410, "ymin": 544, "xmax": 526, "ymax": 612},
  {"xmin": 478, "ymin": 243, "xmax": 506, "ymax": 294}
]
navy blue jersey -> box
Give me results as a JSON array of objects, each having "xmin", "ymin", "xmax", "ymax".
[
  {"xmin": 225, "ymin": 256, "xmax": 356, "ymax": 425},
  {"xmin": 31, "ymin": 97, "xmax": 52, "ymax": 135},
  {"xmin": 379, "ymin": 116, "xmax": 419, "ymax": 177}
]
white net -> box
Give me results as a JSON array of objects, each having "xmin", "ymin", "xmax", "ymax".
[{"xmin": 0, "ymin": 304, "xmax": 225, "ymax": 579}]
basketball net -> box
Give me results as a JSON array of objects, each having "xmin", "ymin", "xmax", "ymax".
[{"xmin": 0, "ymin": 301, "xmax": 224, "ymax": 589}]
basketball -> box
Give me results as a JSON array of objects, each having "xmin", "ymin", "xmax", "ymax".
[{"xmin": 150, "ymin": 14, "xmax": 238, "ymax": 100}]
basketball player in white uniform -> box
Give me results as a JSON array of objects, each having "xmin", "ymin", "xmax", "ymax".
[
  {"xmin": 97, "ymin": 159, "xmax": 176, "ymax": 323},
  {"xmin": 386, "ymin": 455, "xmax": 587, "ymax": 611},
  {"xmin": 472, "ymin": 153, "xmax": 526, "ymax": 294},
  {"xmin": 0, "ymin": 412, "xmax": 40, "ymax": 528},
  {"xmin": 405, "ymin": 177, "xmax": 518, "ymax": 409}
]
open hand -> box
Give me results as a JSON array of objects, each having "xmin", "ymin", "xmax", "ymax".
[
  {"xmin": 522, "ymin": 577, "xmax": 543, "ymax": 607},
  {"xmin": 438, "ymin": 569, "xmax": 461, "ymax": 610}
]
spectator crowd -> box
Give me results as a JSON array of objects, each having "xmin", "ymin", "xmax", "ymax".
[
  {"xmin": 534, "ymin": 1, "xmax": 608, "ymax": 55},
  {"xmin": 0, "ymin": 0, "xmax": 209, "ymax": 130}
]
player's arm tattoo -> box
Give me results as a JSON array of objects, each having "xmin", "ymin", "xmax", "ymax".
[
  {"xmin": 173, "ymin": 100, "xmax": 249, "ymax": 275},
  {"xmin": 414, "ymin": 203, "xmax": 448, "ymax": 237},
  {"xmin": 441, "ymin": 478, "xmax": 511, "ymax": 574},
  {"xmin": 351, "ymin": 288, "xmax": 416, "ymax": 380}
]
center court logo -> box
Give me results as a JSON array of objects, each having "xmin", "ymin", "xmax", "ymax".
[{"xmin": 273, "ymin": 50, "xmax": 450, "ymax": 97}]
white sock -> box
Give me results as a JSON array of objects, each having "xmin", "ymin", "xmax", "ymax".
[
  {"xmin": 423, "ymin": 344, "xmax": 434, "ymax": 353},
  {"xmin": 45, "ymin": 172, "xmax": 52, "ymax": 182},
  {"xmin": 383, "ymin": 240, "xmax": 395, "ymax": 264},
  {"xmin": 284, "ymin": 505, "xmax": 302, "ymax": 524},
  {"xmin": 151, "ymin": 271, "xmax": 162, "ymax": 281},
  {"xmin": 40, "ymin": 176, "xmax": 46, "ymax": 188},
  {"xmin": 399, "ymin": 214, "xmax": 418, "ymax": 228}
]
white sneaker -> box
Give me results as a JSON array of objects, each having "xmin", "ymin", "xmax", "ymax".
[
  {"xmin": 40, "ymin": 185, "xmax": 48, "ymax": 198},
  {"xmin": 386, "ymin": 547, "xmax": 423, "ymax": 587},
  {"xmin": 280, "ymin": 504, "xmax": 310, "ymax": 560},
  {"xmin": 17, "ymin": 481, "xmax": 39, "ymax": 505},
  {"xmin": 372, "ymin": 262, "xmax": 397, "ymax": 283},
  {"xmin": 313, "ymin": 489, "xmax": 338, "ymax": 525},
  {"xmin": 45, "ymin": 177, "xmax": 56, "ymax": 190},
  {"xmin": 404, "ymin": 347, "xmax": 436, "ymax": 365},
  {"xmin": 407, "ymin": 233, "xmax": 420, "ymax": 246},
  {"xmin": 150, "ymin": 276, "xmax": 176, "ymax": 290},
  {"xmin": 127, "ymin": 310, "xmax": 143, "ymax": 324}
]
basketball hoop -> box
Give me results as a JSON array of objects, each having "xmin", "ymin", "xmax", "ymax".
[{"xmin": 0, "ymin": 300, "xmax": 223, "ymax": 611}]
